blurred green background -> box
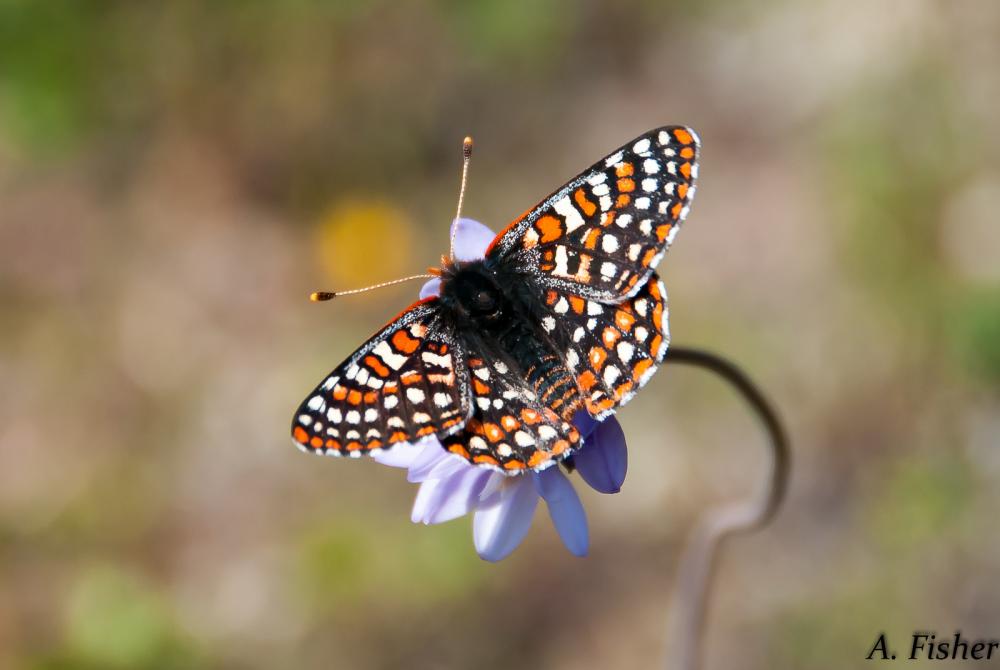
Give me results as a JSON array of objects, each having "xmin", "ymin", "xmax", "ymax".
[{"xmin": 2, "ymin": 1, "xmax": 999, "ymax": 668}]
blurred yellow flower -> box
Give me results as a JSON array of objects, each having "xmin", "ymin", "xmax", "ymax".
[{"xmin": 315, "ymin": 199, "xmax": 416, "ymax": 287}]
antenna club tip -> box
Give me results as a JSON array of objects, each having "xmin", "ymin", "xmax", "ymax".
[
  {"xmin": 462, "ymin": 136, "xmax": 474, "ymax": 158},
  {"xmin": 310, "ymin": 291, "xmax": 335, "ymax": 302}
]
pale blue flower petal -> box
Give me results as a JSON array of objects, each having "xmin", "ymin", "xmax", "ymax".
[
  {"xmin": 473, "ymin": 475, "xmax": 538, "ymax": 562},
  {"xmin": 533, "ymin": 467, "xmax": 589, "ymax": 557},
  {"xmin": 573, "ymin": 416, "xmax": 628, "ymax": 494},
  {"xmin": 416, "ymin": 468, "xmax": 492, "ymax": 525},
  {"xmin": 406, "ymin": 440, "xmax": 451, "ymax": 483},
  {"xmin": 370, "ymin": 441, "xmax": 425, "ymax": 469},
  {"xmin": 419, "ymin": 277, "xmax": 442, "ymax": 299},
  {"xmin": 451, "ymin": 218, "xmax": 496, "ymax": 261}
]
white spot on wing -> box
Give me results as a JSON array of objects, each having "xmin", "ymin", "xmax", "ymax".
[
  {"xmin": 554, "ymin": 195, "xmax": 585, "ymax": 232},
  {"xmin": 373, "ymin": 340, "xmax": 407, "ymax": 371}
]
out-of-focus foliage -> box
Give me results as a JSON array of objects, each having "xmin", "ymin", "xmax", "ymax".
[{"xmin": 1, "ymin": 1, "xmax": 999, "ymax": 668}]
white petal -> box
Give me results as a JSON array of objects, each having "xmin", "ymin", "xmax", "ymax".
[{"xmin": 473, "ymin": 476, "xmax": 538, "ymax": 562}]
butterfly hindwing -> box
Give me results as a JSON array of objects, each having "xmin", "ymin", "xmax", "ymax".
[
  {"xmin": 487, "ymin": 126, "xmax": 699, "ymax": 301},
  {"xmin": 539, "ymin": 273, "xmax": 669, "ymax": 419},
  {"xmin": 291, "ymin": 299, "xmax": 471, "ymax": 457},
  {"xmin": 441, "ymin": 355, "xmax": 581, "ymax": 472}
]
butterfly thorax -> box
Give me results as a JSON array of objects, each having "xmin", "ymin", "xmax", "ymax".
[{"xmin": 439, "ymin": 260, "xmax": 582, "ymax": 419}]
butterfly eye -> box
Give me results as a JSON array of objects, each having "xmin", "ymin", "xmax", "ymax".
[{"xmin": 474, "ymin": 290, "xmax": 496, "ymax": 312}]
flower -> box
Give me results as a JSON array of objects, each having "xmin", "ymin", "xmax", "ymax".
[{"xmin": 371, "ymin": 218, "xmax": 628, "ymax": 561}]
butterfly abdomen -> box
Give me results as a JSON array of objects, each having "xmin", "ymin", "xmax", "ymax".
[{"xmin": 524, "ymin": 353, "xmax": 580, "ymax": 419}]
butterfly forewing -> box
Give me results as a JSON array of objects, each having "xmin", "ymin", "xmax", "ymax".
[
  {"xmin": 291, "ymin": 300, "xmax": 472, "ymax": 457},
  {"xmin": 487, "ymin": 126, "xmax": 699, "ymax": 302}
]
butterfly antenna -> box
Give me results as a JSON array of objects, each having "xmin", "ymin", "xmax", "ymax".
[
  {"xmin": 309, "ymin": 273, "xmax": 435, "ymax": 302},
  {"xmin": 449, "ymin": 136, "xmax": 474, "ymax": 260}
]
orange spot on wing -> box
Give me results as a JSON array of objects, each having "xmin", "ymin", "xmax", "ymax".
[
  {"xmin": 448, "ymin": 443, "xmax": 470, "ymax": 459},
  {"xmin": 391, "ymin": 330, "xmax": 420, "ymax": 354},
  {"xmin": 614, "ymin": 381, "xmax": 635, "ymax": 399},
  {"xmin": 527, "ymin": 451, "xmax": 552, "ymax": 468},
  {"xmin": 657, "ymin": 223, "xmax": 673, "ymax": 241},
  {"xmin": 617, "ymin": 177, "xmax": 635, "ymax": 193},
  {"xmin": 345, "ymin": 441, "xmax": 363, "ymax": 451},
  {"xmin": 389, "ymin": 430, "xmax": 407, "ymax": 442},
  {"xmin": 677, "ymin": 183, "xmax": 689, "ymax": 200},
  {"xmin": 521, "ymin": 408, "xmax": 541, "ymax": 424},
  {"xmin": 578, "ymin": 370, "xmax": 597, "ymax": 391},
  {"xmin": 293, "ymin": 426, "xmax": 309, "ymax": 443},
  {"xmin": 473, "ymin": 454, "xmax": 499, "ymax": 466},
  {"xmin": 503, "ymin": 460, "xmax": 526, "ymax": 471},
  {"xmin": 333, "ymin": 386, "xmax": 348, "ymax": 400},
  {"xmin": 417, "ymin": 426, "xmax": 436, "ymax": 436},
  {"xmin": 589, "ymin": 347, "xmax": 608, "ymax": 370},
  {"xmin": 552, "ymin": 439, "xmax": 570, "ymax": 455},
  {"xmin": 680, "ymin": 162, "xmax": 692, "ymax": 179},
  {"xmin": 501, "ymin": 415, "xmax": 520, "ymax": 431},
  {"xmin": 536, "ymin": 215, "xmax": 563, "ymax": 243},
  {"xmin": 366, "ymin": 439, "xmax": 383, "ymax": 449},
  {"xmin": 473, "ymin": 378, "xmax": 490, "ymax": 395},
  {"xmin": 569, "ymin": 296, "xmax": 586, "ymax": 314},
  {"xmin": 310, "ymin": 436, "xmax": 324, "ymax": 448},
  {"xmin": 573, "ymin": 188, "xmax": 598, "ymax": 216},
  {"xmin": 347, "ymin": 389, "xmax": 363, "ymax": 405},
  {"xmin": 364, "ymin": 355, "xmax": 390, "ymax": 377},
  {"xmin": 483, "ymin": 423, "xmax": 504, "ymax": 442},
  {"xmin": 615, "ymin": 194, "xmax": 631, "ymax": 209},
  {"xmin": 633, "ymin": 359, "xmax": 654, "ymax": 380},
  {"xmin": 680, "ymin": 146, "xmax": 695, "ymax": 159},
  {"xmin": 615, "ymin": 310, "xmax": 636, "ymax": 331},
  {"xmin": 582, "ymin": 227, "xmax": 600, "ymax": 250},
  {"xmin": 616, "ymin": 162, "xmax": 634, "ymax": 177},
  {"xmin": 673, "ymin": 128, "xmax": 694, "ymax": 145},
  {"xmin": 671, "ymin": 202, "xmax": 683, "ymax": 219}
]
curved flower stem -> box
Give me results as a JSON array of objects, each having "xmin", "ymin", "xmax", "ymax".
[{"xmin": 662, "ymin": 346, "xmax": 790, "ymax": 670}]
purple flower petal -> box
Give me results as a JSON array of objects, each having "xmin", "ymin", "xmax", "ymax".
[
  {"xmin": 413, "ymin": 468, "xmax": 491, "ymax": 525},
  {"xmin": 370, "ymin": 441, "xmax": 425, "ymax": 469},
  {"xmin": 473, "ymin": 475, "xmax": 538, "ymax": 562},
  {"xmin": 572, "ymin": 411, "xmax": 600, "ymax": 441},
  {"xmin": 533, "ymin": 467, "xmax": 589, "ymax": 557},
  {"xmin": 406, "ymin": 439, "xmax": 451, "ymax": 482},
  {"xmin": 419, "ymin": 277, "xmax": 442, "ymax": 299},
  {"xmin": 451, "ymin": 218, "xmax": 495, "ymax": 262},
  {"xmin": 573, "ymin": 416, "xmax": 628, "ymax": 494}
]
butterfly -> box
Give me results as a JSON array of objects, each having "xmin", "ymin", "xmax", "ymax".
[{"xmin": 292, "ymin": 126, "xmax": 700, "ymax": 473}]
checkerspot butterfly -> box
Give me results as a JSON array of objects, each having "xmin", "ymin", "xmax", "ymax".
[{"xmin": 292, "ymin": 126, "xmax": 700, "ymax": 473}]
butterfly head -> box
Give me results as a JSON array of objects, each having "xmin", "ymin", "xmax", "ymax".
[{"xmin": 438, "ymin": 260, "xmax": 505, "ymax": 323}]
